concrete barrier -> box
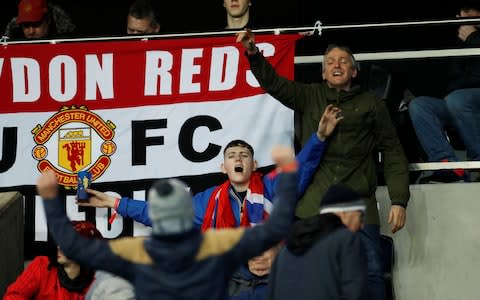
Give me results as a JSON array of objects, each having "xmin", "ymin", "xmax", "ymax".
[
  {"xmin": 0, "ymin": 192, "xmax": 24, "ymax": 298},
  {"xmin": 377, "ymin": 183, "xmax": 480, "ymax": 300}
]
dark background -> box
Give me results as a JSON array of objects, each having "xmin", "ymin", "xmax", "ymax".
[{"xmin": 0, "ymin": 0, "xmax": 463, "ymax": 52}]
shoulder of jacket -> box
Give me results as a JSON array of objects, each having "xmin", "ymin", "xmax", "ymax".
[
  {"xmin": 31, "ymin": 255, "xmax": 50, "ymax": 266},
  {"xmin": 195, "ymin": 228, "xmax": 245, "ymax": 260},
  {"xmin": 109, "ymin": 237, "xmax": 153, "ymax": 264}
]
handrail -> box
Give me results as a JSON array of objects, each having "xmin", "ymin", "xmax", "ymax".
[
  {"xmin": 295, "ymin": 48, "xmax": 480, "ymax": 64},
  {"xmin": 408, "ymin": 161, "xmax": 480, "ymax": 171},
  {"xmin": 3, "ymin": 17, "xmax": 480, "ymax": 45}
]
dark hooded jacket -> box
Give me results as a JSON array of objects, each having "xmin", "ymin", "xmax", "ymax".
[
  {"xmin": 268, "ymin": 214, "xmax": 368, "ymax": 300},
  {"xmin": 43, "ymin": 172, "xmax": 298, "ymax": 300}
]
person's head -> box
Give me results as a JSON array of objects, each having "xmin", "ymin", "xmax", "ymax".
[
  {"xmin": 221, "ymin": 140, "xmax": 257, "ymax": 191},
  {"xmin": 50, "ymin": 220, "xmax": 103, "ymax": 266},
  {"xmin": 127, "ymin": 0, "xmax": 160, "ymax": 35},
  {"xmin": 319, "ymin": 184, "xmax": 365, "ymax": 232},
  {"xmin": 148, "ymin": 178, "xmax": 194, "ymax": 236},
  {"xmin": 224, "ymin": 0, "xmax": 251, "ymax": 29},
  {"xmin": 459, "ymin": 0, "xmax": 480, "ymax": 16},
  {"xmin": 322, "ymin": 44, "xmax": 358, "ymax": 91},
  {"xmin": 16, "ymin": 0, "xmax": 50, "ymax": 39}
]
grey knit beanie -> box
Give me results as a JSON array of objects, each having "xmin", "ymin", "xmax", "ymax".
[{"xmin": 148, "ymin": 179, "xmax": 194, "ymax": 235}]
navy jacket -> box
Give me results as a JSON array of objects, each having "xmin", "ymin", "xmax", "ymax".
[{"xmin": 268, "ymin": 214, "xmax": 368, "ymax": 300}]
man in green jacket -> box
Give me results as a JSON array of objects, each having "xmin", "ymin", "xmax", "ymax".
[{"xmin": 237, "ymin": 30, "xmax": 410, "ymax": 300}]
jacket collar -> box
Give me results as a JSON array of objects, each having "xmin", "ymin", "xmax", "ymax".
[{"xmin": 322, "ymin": 81, "xmax": 362, "ymax": 103}]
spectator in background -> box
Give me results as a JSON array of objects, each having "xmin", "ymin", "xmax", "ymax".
[
  {"xmin": 4, "ymin": 221, "xmax": 101, "ymax": 299},
  {"xmin": 408, "ymin": 0, "xmax": 480, "ymax": 183},
  {"xmin": 126, "ymin": 0, "xmax": 160, "ymax": 35},
  {"xmin": 37, "ymin": 147, "xmax": 302, "ymax": 299},
  {"xmin": 2, "ymin": 0, "xmax": 75, "ymax": 40},
  {"xmin": 268, "ymin": 184, "xmax": 368, "ymax": 300},
  {"xmin": 224, "ymin": 0, "xmax": 251, "ymax": 29},
  {"xmin": 237, "ymin": 31, "xmax": 410, "ymax": 300}
]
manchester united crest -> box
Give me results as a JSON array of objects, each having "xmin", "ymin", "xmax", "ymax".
[{"xmin": 31, "ymin": 105, "xmax": 117, "ymax": 187}]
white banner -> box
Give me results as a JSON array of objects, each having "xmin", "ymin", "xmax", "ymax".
[{"xmin": 0, "ymin": 95, "xmax": 293, "ymax": 187}]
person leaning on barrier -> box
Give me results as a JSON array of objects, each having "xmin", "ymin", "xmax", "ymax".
[
  {"xmin": 37, "ymin": 146, "xmax": 301, "ymax": 300},
  {"xmin": 237, "ymin": 30, "xmax": 410, "ymax": 300},
  {"xmin": 268, "ymin": 184, "xmax": 368, "ymax": 300},
  {"xmin": 126, "ymin": 0, "xmax": 160, "ymax": 35},
  {"xmin": 408, "ymin": 0, "xmax": 480, "ymax": 183},
  {"xmin": 2, "ymin": 0, "xmax": 75, "ymax": 40}
]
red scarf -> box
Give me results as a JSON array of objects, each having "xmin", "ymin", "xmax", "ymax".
[{"xmin": 201, "ymin": 172, "xmax": 266, "ymax": 231}]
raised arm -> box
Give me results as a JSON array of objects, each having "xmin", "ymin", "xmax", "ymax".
[
  {"xmin": 236, "ymin": 29, "xmax": 311, "ymax": 112},
  {"xmin": 80, "ymin": 185, "xmax": 210, "ymax": 229},
  {"xmin": 264, "ymin": 104, "xmax": 343, "ymax": 196},
  {"xmin": 38, "ymin": 171, "xmax": 135, "ymax": 280},
  {"xmin": 78, "ymin": 188, "xmax": 152, "ymax": 226}
]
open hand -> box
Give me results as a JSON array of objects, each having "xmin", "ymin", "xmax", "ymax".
[
  {"xmin": 317, "ymin": 104, "xmax": 343, "ymax": 141},
  {"xmin": 235, "ymin": 28, "xmax": 257, "ymax": 55}
]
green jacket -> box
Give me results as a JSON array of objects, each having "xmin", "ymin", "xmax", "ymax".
[{"xmin": 248, "ymin": 53, "xmax": 410, "ymax": 225}]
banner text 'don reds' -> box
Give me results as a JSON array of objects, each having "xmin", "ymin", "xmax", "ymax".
[{"xmin": 0, "ymin": 35, "xmax": 299, "ymax": 113}]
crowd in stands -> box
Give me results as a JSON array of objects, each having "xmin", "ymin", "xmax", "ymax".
[
  {"xmin": 408, "ymin": 1, "xmax": 480, "ymax": 183},
  {"xmin": 2, "ymin": 0, "xmax": 479, "ymax": 299}
]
